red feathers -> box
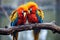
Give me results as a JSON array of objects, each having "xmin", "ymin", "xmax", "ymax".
[
  {"xmin": 27, "ymin": 13, "xmax": 38, "ymax": 23},
  {"xmin": 16, "ymin": 8, "xmax": 26, "ymax": 25},
  {"xmin": 27, "ymin": 6, "xmax": 38, "ymax": 23}
]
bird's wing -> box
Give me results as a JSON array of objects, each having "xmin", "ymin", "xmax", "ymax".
[
  {"xmin": 37, "ymin": 9, "xmax": 44, "ymax": 20},
  {"xmin": 10, "ymin": 10, "xmax": 18, "ymax": 26},
  {"xmin": 36, "ymin": 9, "xmax": 44, "ymax": 23},
  {"xmin": 10, "ymin": 10, "xmax": 18, "ymax": 22}
]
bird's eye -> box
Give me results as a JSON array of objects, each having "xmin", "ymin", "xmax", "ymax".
[
  {"xmin": 30, "ymin": 8, "xmax": 32, "ymax": 12},
  {"xmin": 30, "ymin": 8, "xmax": 32, "ymax": 11},
  {"xmin": 22, "ymin": 11, "xmax": 24, "ymax": 15},
  {"xmin": 28, "ymin": 8, "xmax": 32, "ymax": 13}
]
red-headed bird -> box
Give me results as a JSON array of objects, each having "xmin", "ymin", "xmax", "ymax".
[
  {"xmin": 26, "ymin": 2, "xmax": 44, "ymax": 40},
  {"xmin": 10, "ymin": 4, "xmax": 28, "ymax": 40}
]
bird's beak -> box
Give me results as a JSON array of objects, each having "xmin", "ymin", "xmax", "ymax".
[
  {"xmin": 28, "ymin": 10, "xmax": 30, "ymax": 14},
  {"xmin": 24, "ymin": 12, "xmax": 26, "ymax": 17}
]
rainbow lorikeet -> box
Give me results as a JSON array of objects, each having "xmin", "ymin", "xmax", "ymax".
[{"xmin": 26, "ymin": 2, "xmax": 44, "ymax": 40}]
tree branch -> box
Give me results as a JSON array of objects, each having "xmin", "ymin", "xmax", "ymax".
[{"xmin": 0, "ymin": 22, "xmax": 60, "ymax": 35}]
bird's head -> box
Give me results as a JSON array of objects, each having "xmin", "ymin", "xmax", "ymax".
[
  {"xmin": 17, "ymin": 4, "xmax": 28, "ymax": 17},
  {"xmin": 26, "ymin": 2, "xmax": 38, "ymax": 14}
]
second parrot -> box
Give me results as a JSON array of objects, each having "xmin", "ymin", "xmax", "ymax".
[{"xmin": 26, "ymin": 2, "xmax": 44, "ymax": 40}]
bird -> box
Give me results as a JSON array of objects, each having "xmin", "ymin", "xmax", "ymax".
[
  {"xmin": 9, "ymin": 4, "xmax": 28, "ymax": 40},
  {"xmin": 26, "ymin": 2, "xmax": 44, "ymax": 40}
]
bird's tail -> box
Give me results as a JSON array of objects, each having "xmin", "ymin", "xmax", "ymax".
[
  {"xmin": 33, "ymin": 29, "xmax": 40, "ymax": 40},
  {"xmin": 13, "ymin": 32, "xmax": 18, "ymax": 40}
]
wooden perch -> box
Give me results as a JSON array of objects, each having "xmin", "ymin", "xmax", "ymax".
[
  {"xmin": 0, "ymin": 28, "xmax": 13, "ymax": 35},
  {"xmin": 0, "ymin": 22, "xmax": 60, "ymax": 35}
]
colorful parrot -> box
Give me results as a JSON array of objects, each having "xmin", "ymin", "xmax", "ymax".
[
  {"xmin": 26, "ymin": 2, "xmax": 44, "ymax": 40},
  {"xmin": 9, "ymin": 4, "xmax": 28, "ymax": 40}
]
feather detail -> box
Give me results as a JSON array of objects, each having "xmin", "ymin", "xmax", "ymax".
[
  {"xmin": 11, "ymin": 17, "xmax": 18, "ymax": 26},
  {"xmin": 10, "ymin": 11, "xmax": 18, "ymax": 26},
  {"xmin": 26, "ymin": 2, "xmax": 38, "ymax": 9},
  {"xmin": 36, "ymin": 10, "xmax": 43, "ymax": 23},
  {"xmin": 38, "ymin": 9, "xmax": 44, "ymax": 20},
  {"xmin": 10, "ymin": 10, "xmax": 18, "ymax": 22}
]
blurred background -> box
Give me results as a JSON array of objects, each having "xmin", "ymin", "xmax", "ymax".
[{"xmin": 0, "ymin": 0, "xmax": 60, "ymax": 40}]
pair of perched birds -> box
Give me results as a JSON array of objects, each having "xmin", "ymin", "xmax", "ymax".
[{"xmin": 10, "ymin": 2, "xmax": 44, "ymax": 40}]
